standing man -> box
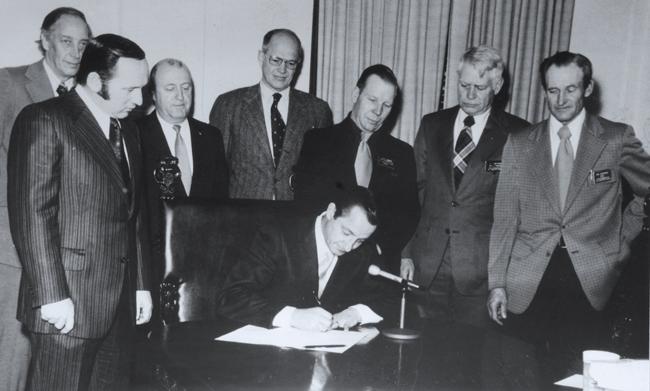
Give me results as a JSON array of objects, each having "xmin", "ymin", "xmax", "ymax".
[
  {"xmin": 139, "ymin": 58, "xmax": 229, "ymax": 304},
  {"xmin": 219, "ymin": 186, "xmax": 389, "ymax": 331},
  {"xmin": 488, "ymin": 51, "xmax": 650, "ymax": 378},
  {"xmin": 210, "ymin": 28, "xmax": 332, "ymax": 200},
  {"xmin": 0, "ymin": 7, "xmax": 90, "ymax": 390},
  {"xmin": 401, "ymin": 46, "xmax": 529, "ymax": 327},
  {"xmin": 293, "ymin": 64, "xmax": 419, "ymax": 273},
  {"xmin": 8, "ymin": 34, "xmax": 152, "ymax": 390}
]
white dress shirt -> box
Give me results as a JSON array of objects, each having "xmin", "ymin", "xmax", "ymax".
[
  {"xmin": 453, "ymin": 108, "xmax": 491, "ymax": 147},
  {"xmin": 156, "ymin": 113, "xmax": 194, "ymax": 173},
  {"xmin": 259, "ymin": 81, "xmax": 290, "ymax": 160},
  {"xmin": 43, "ymin": 59, "xmax": 75, "ymax": 95},
  {"xmin": 272, "ymin": 213, "xmax": 382, "ymax": 328},
  {"xmin": 549, "ymin": 109, "xmax": 585, "ymax": 163}
]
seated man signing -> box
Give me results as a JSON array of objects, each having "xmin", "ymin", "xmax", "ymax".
[{"xmin": 218, "ymin": 187, "xmax": 390, "ymax": 331}]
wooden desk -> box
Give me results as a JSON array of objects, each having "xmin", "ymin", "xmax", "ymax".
[{"xmin": 141, "ymin": 317, "xmax": 567, "ymax": 390}]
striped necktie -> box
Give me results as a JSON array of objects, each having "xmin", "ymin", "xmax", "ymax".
[{"xmin": 453, "ymin": 115, "xmax": 475, "ymax": 187}]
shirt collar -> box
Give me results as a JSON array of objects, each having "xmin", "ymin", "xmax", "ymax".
[
  {"xmin": 550, "ymin": 108, "xmax": 586, "ymax": 136},
  {"xmin": 76, "ymin": 85, "xmax": 112, "ymax": 137},
  {"xmin": 156, "ymin": 112, "xmax": 189, "ymax": 132},
  {"xmin": 315, "ymin": 212, "xmax": 335, "ymax": 264},
  {"xmin": 43, "ymin": 59, "xmax": 75, "ymax": 94},
  {"xmin": 260, "ymin": 81, "xmax": 290, "ymax": 103},
  {"xmin": 458, "ymin": 107, "xmax": 491, "ymax": 129}
]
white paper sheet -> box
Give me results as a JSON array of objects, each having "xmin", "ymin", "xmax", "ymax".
[
  {"xmin": 591, "ymin": 359, "xmax": 649, "ymax": 391},
  {"xmin": 215, "ymin": 325, "xmax": 370, "ymax": 353}
]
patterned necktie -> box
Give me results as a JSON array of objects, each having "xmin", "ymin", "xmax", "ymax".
[
  {"xmin": 173, "ymin": 124, "xmax": 192, "ymax": 194},
  {"xmin": 56, "ymin": 84, "xmax": 67, "ymax": 96},
  {"xmin": 555, "ymin": 125, "xmax": 574, "ymax": 210},
  {"xmin": 453, "ymin": 115, "xmax": 475, "ymax": 188},
  {"xmin": 354, "ymin": 132, "xmax": 373, "ymax": 187},
  {"xmin": 271, "ymin": 93, "xmax": 286, "ymax": 167},
  {"xmin": 109, "ymin": 118, "xmax": 130, "ymax": 188}
]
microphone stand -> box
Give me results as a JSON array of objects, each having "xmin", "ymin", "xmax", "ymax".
[{"xmin": 382, "ymin": 279, "xmax": 420, "ymax": 340}]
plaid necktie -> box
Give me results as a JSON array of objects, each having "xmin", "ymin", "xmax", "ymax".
[
  {"xmin": 453, "ymin": 115, "xmax": 475, "ymax": 187},
  {"xmin": 109, "ymin": 118, "xmax": 130, "ymax": 189},
  {"xmin": 271, "ymin": 93, "xmax": 286, "ymax": 167},
  {"xmin": 56, "ymin": 84, "xmax": 67, "ymax": 96}
]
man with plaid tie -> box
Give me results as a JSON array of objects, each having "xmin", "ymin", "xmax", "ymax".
[{"xmin": 401, "ymin": 46, "xmax": 529, "ymax": 328}]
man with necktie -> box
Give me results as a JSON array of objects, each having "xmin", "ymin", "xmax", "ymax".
[
  {"xmin": 209, "ymin": 28, "xmax": 332, "ymax": 200},
  {"xmin": 8, "ymin": 33, "xmax": 152, "ymax": 390},
  {"xmin": 0, "ymin": 8, "xmax": 91, "ymax": 390},
  {"xmin": 138, "ymin": 58, "xmax": 228, "ymax": 317},
  {"xmin": 488, "ymin": 51, "xmax": 650, "ymax": 380},
  {"xmin": 400, "ymin": 46, "xmax": 529, "ymax": 328},
  {"xmin": 293, "ymin": 64, "xmax": 419, "ymax": 274}
]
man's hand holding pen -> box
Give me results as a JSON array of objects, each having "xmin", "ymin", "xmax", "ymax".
[{"xmin": 290, "ymin": 307, "xmax": 361, "ymax": 332}]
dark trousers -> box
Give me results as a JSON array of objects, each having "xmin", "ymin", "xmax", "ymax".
[
  {"xmin": 505, "ymin": 245, "xmax": 607, "ymax": 387},
  {"xmin": 416, "ymin": 241, "xmax": 490, "ymax": 329},
  {"xmin": 26, "ymin": 280, "xmax": 134, "ymax": 391}
]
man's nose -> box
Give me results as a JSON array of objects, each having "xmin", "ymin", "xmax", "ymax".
[{"xmin": 467, "ymin": 86, "xmax": 477, "ymax": 100}]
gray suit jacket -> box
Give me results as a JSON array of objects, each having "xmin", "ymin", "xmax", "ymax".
[
  {"xmin": 404, "ymin": 106, "xmax": 529, "ymax": 294},
  {"xmin": 489, "ymin": 114, "xmax": 650, "ymax": 312},
  {"xmin": 209, "ymin": 84, "xmax": 332, "ymax": 200},
  {"xmin": 0, "ymin": 60, "xmax": 53, "ymax": 268},
  {"xmin": 8, "ymin": 91, "xmax": 150, "ymax": 338}
]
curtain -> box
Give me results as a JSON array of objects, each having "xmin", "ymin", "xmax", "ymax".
[
  {"xmin": 317, "ymin": 0, "xmax": 452, "ymax": 145},
  {"xmin": 446, "ymin": 0, "xmax": 574, "ymax": 123}
]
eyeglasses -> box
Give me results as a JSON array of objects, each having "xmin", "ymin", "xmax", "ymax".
[{"xmin": 266, "ymin": 55, "xmax": 300, "ymax": 70}]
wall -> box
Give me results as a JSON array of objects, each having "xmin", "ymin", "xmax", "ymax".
[
  {"xmin": 0, "ymin": 0, "xmax": 314, "ymax": 122},
  {"xmin": 570, "ymin": 0, "xmax": 650, "ymax": 149}
]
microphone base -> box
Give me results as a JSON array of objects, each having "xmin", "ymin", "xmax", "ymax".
[{"xmin": 382, "ymin": 328, "xmax": 420, "ymax": 340}]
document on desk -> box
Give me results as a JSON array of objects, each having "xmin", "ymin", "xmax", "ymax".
[{"xmin": 215, "ymin": 325, "xmax": 369, "ymax": 353}]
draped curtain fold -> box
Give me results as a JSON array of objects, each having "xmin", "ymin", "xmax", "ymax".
[
  {"xmin": 317, "ymin": 0, "xmax": 451, "ymax": 145},
  {"xmin": 447, "ymin": 0, "xmax": 574, "ymax": 123}
]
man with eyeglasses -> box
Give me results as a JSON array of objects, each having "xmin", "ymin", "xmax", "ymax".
[
  {"xmin": 209, "ymin": 29, "xmax": 333, "ymax": 200},
  {"xmin": 0, "ymin": 7, "xmax": 90, "ymax": 390}
]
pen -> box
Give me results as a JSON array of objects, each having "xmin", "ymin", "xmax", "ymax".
[{"xmin": 303, "ymin": 344, "xmax": 345, "ymax": 349}]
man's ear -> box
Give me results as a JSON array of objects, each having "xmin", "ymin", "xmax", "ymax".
[
  {"xmin": 584, "ymin": 80, "xmax": 594, "ymax": 98},
  {"xmin": 40, "ymin": 31, "xmax": 51, "ymax": 51},
  {"xmin": 492, "ymin": 77, "xmax": 504, "ymax": 96},
  {"xmin": 86, "ymin": 72, "xmax": 102, "ymax": 94},
  {"xmin": 352, "ymin": 86, "xmax": 360, "ymax": 103},
  {"xmin": 258, "ymin": 50, "xmax": 265, "ymax": 67},
  {"xmin": 325, "ymin": 202, "xmax": 337, "ymax": 220}
]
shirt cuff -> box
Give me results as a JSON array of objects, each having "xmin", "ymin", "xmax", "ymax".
[
  {"xmin": 349, "ymin": 304, "xmax": 383, "ymax": 324},
  {"xmin": 272, "ymin": 306, "xmax": 296, "ymax": 328}
]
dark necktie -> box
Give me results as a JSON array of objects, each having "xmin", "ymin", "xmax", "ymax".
[
  {"xmin": 109, "ymin": 118, "xmax": 131, "ymax": 189},
  {"xmin": 271, "ymin": 93, "xmax": 286, "ymax": 167},
  {"xmin": 555, "ymin": 125, "xmax": 574, "ymax": 211},
  {"xmin": 453, "ymin": 115, "xmax": 476, "ymax": 188},
  {"xmin": 56, "ymin": 84, "xmax": 67, "ymax": 96}
]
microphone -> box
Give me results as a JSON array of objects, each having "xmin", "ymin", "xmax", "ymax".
[{"xmin": 368, "ymin": 264, "xmax": 423, "ymax": 290}]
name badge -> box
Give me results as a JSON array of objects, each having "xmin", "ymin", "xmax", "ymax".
[
  {"xmin": 591, "ymin": 169, "xmax": 613, "ymax": 184},
  {"xmin": 485, "ymin": 160, "xmax": 501, "ymax": 173}
]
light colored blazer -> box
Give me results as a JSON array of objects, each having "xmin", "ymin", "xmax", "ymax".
[
  {"xmin": 209, "ymin": 84, "xmax": 332, "ymax": 200},
  {"xmin": 489, "ymin": 114, "xmax": 650, "ymax": 312},
  {"xmin": 0, "ymin": 60, "xmax": 53, "ymax": 268}
]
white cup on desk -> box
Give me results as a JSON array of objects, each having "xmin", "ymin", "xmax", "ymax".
[{"xmin": 583, "ymin": 350, "xmax": 621, "ymax": 390}]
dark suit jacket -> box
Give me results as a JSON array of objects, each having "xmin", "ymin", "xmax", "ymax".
[
  {"xmin": 0, "ymin": 60, "xmax": 53, "ymax": 268},
  {"xmin": 138, "ymin": 112, "xmax": 229, "ymax": 287},
  {"xmin": 489, "ymin": 114, "xmax": 650, "ymax": 312},
  {"xmin": 7, "ymin": 91, "xmax": 150, "ymax": 338},
  {"xmin": 217, "ymin": 213, "xmax": 391, "ymax": 326},
  {"xmin": 293, "ymin": 117, "xmax": 420, "ymax": 272},
  {"xmin": 404, "ymin": 106, "xmax": 529, "ymax": 295},
  {"xmin": 209, "ymin": 84, "xmax": 332, "ymax": 200}
]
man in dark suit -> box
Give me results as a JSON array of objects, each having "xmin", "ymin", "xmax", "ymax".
[
  {"xmin": 139, "ymin": 58, "xmax": 228, "ymax": 308},
  {"xmin": 7, "ymin": 34, "xmax": 152, "ymax": 390},
  {"xmin": 293, "ymin": 64, "xmax": 419, "ymax": 273},
  {"xmin": 219, "ymin": 187, "xmax": 390, "ymax": 331},
  {"xmin": 0, "ymin": 7, "xmax": 90, "ymax": 390},
  {"xmin": 209, "ymin": 28, "xmax": 333, "ymax": 200},
  {"xmin": 488, "ymin": 51, "xmax": 650, "ymax": 379},
  {"xmin": 401, "ymin": 46, "xmax": 529, "ymax": 328}
]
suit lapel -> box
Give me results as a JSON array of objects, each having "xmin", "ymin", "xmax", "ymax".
[
  {"xmin": 564, "ymin": 115, "xmax": 607, "ymax": 212},
  {"xmin": 149, "ymin": 114, "xmax": 188, "ymax": 198},
  {"xmin": 243, "ymin": 85, "xmax": 274, "ymax": 166},
  {"xmin": 25, "ymin": 61, "xmax": 54, "ymax": 103},
  {"xmin": 122, "ymin": 121, "xmax": 142, "ymax": 214},
  {"xmin": 436, "ymin": 108, "xmax": 456, "ymax": 189},
  {"xmin": 188, "ymin": 119, "xmax": 207, "ymax": 197},
  {"xmin": 286, "ymin": 216, "xmax": 319, "ymax": 300},
  {"xmin": 280, "ymin": 89, "xmax": 307, "ymax": 167},
  {"xmin": 65, "ymin": 92, "xmax": 129, "ymax": 195},
  {"xmin": 530, "ymin": 121, "xmax": 562, "ymax": 216}
]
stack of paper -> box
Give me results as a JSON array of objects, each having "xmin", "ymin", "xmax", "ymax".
[
  {"xmin": 216, "ymin": 325, "xmax": 373, "ymax": 353},
  {"xmin": 555, "ymin": 359, "xmax": 649, "ymax": 390}
]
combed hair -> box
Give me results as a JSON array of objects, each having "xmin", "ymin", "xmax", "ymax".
[
  {"xmin": 333, "ymin": 186, "xmax": 379, "ymax": 226},
  {"xmin": 37, "ymin": 7, "xmax": 91, "ymax": 54},
  {"xmin": 457, "ymin": 45, "xmax": 504, "ymax": 87},
  {"xmin": 262, "ymin": 28, "xmax": 304, "ymax": 62},
  {"xmin": 539, "ymin": 51, "xmax": 592, "ymax": 90},
  {"xmin": 76, "ymin": 33, "xmax": 145, "ymax": 86},
  {"xmin": 356, "ymin": 64, "xmax": 399, "ymax": 94}
]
